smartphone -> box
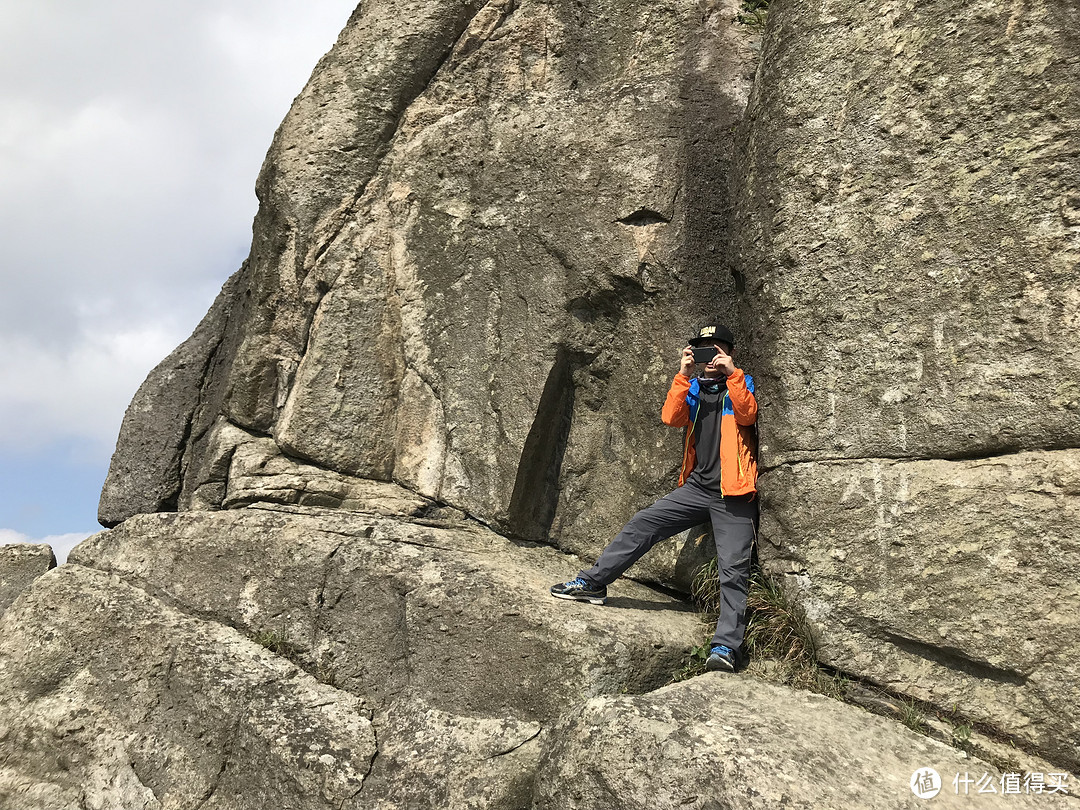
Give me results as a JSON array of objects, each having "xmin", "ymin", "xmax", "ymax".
[{"xmin": 692, "ymin": 346, "xmax": 718, "ymax": 364}]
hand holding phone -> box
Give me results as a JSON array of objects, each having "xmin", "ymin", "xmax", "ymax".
[{"xmin": 679, "ymin": 346, "xmax": 695, "ymax": 377}]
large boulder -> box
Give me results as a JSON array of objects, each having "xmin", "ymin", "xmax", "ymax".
[
  {"xmin": 13, "ymin": 518, "xmax": 1070, "ymax": 809},
  {"xmin": 97, "ymin": 0, "xmax": 763, "ymax": 588},
  {"xmin": 70, "ymin": 503, "xmax": 704, "ymax": 722},
  {"xmin": 760, "ymin": 450, "xmax": 1080, "ymax": 772},
  {"xmin": 1, "ymin": 505, "xmax": 703, "ymax": 809},
  {"xmin": 0, "ymin": 565, "xmax": 376, "ymax": 810},
  {"xmin": 732, "ymin": 0, "xmax": 1080, "ymax": 770},
  {"xmin": 532, "ymin": 675, "xmax": 1075, "ymax": 809}
]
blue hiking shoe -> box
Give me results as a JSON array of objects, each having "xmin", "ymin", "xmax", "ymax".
[
  {"xmin": 705, "ymin": 644, "xmax": 737, "ymax": 673},
  {"xmin": 550, "ymin": 577, "xmax": 607, "ymax": 605}
]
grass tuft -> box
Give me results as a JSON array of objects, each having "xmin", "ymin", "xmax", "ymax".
[
  {"xmin": 744, "ymin": 569, "xmax": 816, "ymax": 664},
  {"xmin": 252, "ymin": 625, "xmax": 306, "ymax": 665},
  {"xmin": 673, "ymin": 559, "xmax": 848, "ymax": 702},
  {"xmin": 251, "ymin": 618, "xmax": 339, "ymax": 687},
  {"xmin": 690, "ymin": 559, "xmax": 817, "ymax": 664},
  {"xmin": 899, "ymin": 697, "xmax": 928, "ymax": 734},
  {"xmin": 735, "ymin": 0, "xmax": 769, "ymax": 29}
]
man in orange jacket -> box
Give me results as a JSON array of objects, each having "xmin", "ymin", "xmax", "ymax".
[{"xmin": 550, "ymin": 323, "xmax": 758, "ymax": 673}]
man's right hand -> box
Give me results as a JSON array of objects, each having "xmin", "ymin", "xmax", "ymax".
[{"xmin": 679, "ymin": 346, "xmax": 695, "ymax": 378}]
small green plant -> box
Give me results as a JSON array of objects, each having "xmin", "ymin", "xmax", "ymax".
[
  {"xmin": 932, "ymin": 703, "xmax": 975, "ymax": 753},
  {"xmin": 899, "ymin": 697, "xmax": 928, "ymax": 734},
  {"xmin": 951, "ymin": 720, "xmax": 972, "ymax": 745},
  {"xmin": 672, "ymin": 640, "xmax": 711, "ymax": 682},
  {"xmin": 252, "ymin": 618, "xmax": 306, "ymax": 668},
  {"xmin": 735, "ymin": 0, "xmax": 768, "ymax": 29}
]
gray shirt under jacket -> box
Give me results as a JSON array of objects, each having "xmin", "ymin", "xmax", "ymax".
[{"xmin": 686, "ymin": 377, "xmax": 726, "ymax": 493}]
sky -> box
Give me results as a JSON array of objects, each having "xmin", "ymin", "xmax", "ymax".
[{"xmin": 0, "ymin": 0, "xmax": 358, "ymax": 562}]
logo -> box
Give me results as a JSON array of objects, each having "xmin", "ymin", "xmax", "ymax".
[
  {"xmin": 699, "ymin": 326, "xmax": 715, "ymax": 338},
  {"xmin": 911, "ymin": 768, "xmax": 941, "ymax": 799}
]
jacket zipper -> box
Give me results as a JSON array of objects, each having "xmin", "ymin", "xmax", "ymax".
[{"xmin": 719, "ymin": 391, "xmax": 728, "ymax": 496}]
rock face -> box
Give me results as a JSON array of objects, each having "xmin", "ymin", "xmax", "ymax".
[
  {"xmin": 0, "ymin": 542, "xmax": 55, "ymax": 614},
  {"xmin": 532, "ymin": 675, "xmax": 1075, "ymax": 810},
  {"xmin": 0, "ymin": 505, "xmax": 695, "ymax": 808},
  {"xmin": 733, "ymin": 0, "xmax": 1080, "ymax": 466},
  {"xmin": 98, "ymin": 276, "xmax": 239, "ymax": 527},
  {"xmin": 81, "ymin": 0, "xmax": 1080, "ymax": 798},
  {"xmin": 0, "ymin": 564, "xmax": 376, "ymax": 809},
  {"xmin": 98, "ymin": 0, "xmax": 762, "ymax": 589},
  {"xmin": 71, "ymin": 504, "xmax": 704, "ymax": 721},
  {"xmin": 732, "ymin": 0, "xmax": 1080, "ymax": 772},
  {"xmin": 5, "ymin": 510, "xmax": 1063, "ymax": 809}
]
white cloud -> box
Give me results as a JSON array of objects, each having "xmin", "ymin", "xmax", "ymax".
[
  {"xmin": 0, "ymin": 529, "xmax": 32, "ymax": 545},
  {"xmin": 0, "ymin": 323, "xmax": 179, "ymax": 453},
  {"xmin": 0, "ymin": 529, "xmax": 96, "ymax": 564},
  {"xmin": 0, "ymin": 0, "xmax": 357, "ymax": 468},
  {"xmin": 0, "ymin": 0, "xmax": 357, "ymax": 539}
]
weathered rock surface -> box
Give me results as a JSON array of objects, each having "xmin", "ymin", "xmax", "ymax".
[
  {"xmin": 98, "ymin": 0, "xmax": 762, "ymax": 586},
  {"xmin": 731, "ymin": 0, "xmax": 1080, "ymax": 773},
  {"xmin": 180, "ymin": 417, "xmax": 465, "ymax": 518},
  {"xmin": 12, "ymin": 515, "xmax": 1071, "ymax": 809},
  {"xmin": 532, "ymin": 675, "xmax": 1075, "ymax": 810},
  {"xmin": 0, "ymin": 542, "xmax": 55, "ymax": 614},
  {"xmin": 759, "ymin": 450, "xmax": 1080, "ymax": 772},
  {"xmin": 359, "ymin": 697, "xmax": 543, "ymax": 809},
  {"xmin": 71, "ymin": 504, "xmax": 704, "ymax": 722},
  {"xmin": 0, "ymin": 564, "xmax": 375, "ymax": 810},
  {"xmin": 733, "ymin": 0, "xmax": 1080, "ymax": 466},
  {"xmin": 1, "ymin": 506, "xmax": 703, "ymax": 808}
]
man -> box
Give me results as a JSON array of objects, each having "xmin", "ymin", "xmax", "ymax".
[{"xmin": 550, "ymin": 323, "xmax": 759, "ymax": 673}]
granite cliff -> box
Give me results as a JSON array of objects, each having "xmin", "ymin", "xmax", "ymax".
[{"xmin": 2, "ymin": 0, "xmax": 1078, "ymax": 806}]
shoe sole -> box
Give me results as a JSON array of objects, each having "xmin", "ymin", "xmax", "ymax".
[
  {"xmin": 705, "ymin": 657, "xmax": 736, "ymax": 673},
  {"xmin": 551, "ymin": 591, "xmax": 606, "ymax": 606}
]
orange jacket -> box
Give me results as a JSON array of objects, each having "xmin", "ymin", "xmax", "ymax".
[{"xmin": 660, "ymin": 369, "xmax": 759, "ymax": 495}]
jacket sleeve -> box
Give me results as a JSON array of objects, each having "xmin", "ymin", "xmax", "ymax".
[
  {"xmin": 661, "ymin": 373, "xmax": 692, "ymax": 427},
  {"xmin": 726, "ymin": 369, "xmax": 758, "ymax": 426}
]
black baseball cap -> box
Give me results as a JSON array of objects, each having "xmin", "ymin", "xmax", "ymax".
[{"xmin": 689, "ymin": 323, "xmax": 736, "ymax": 349}]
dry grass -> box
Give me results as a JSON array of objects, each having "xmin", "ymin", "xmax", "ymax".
[
  {"xmin": 673, "ymin": 559, "xmax": 850, "ymax": 701},
  {"xmin": 743, "ymin": 569, "xmax": 816, "ymax": 664}
]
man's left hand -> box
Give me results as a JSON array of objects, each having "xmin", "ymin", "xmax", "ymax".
[{"xmin": 706, "ymin": 345, "xmax": 736, "ymax": 377}]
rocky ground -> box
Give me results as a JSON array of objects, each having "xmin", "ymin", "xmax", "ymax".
[{"xmin": 2, "ymin": 507, "xmax": 1077, "ymax": 809}]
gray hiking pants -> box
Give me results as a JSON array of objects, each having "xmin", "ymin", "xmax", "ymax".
[{"xmin": 579, "ymin": 479, "xmax": 758, "ymax": 651}]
